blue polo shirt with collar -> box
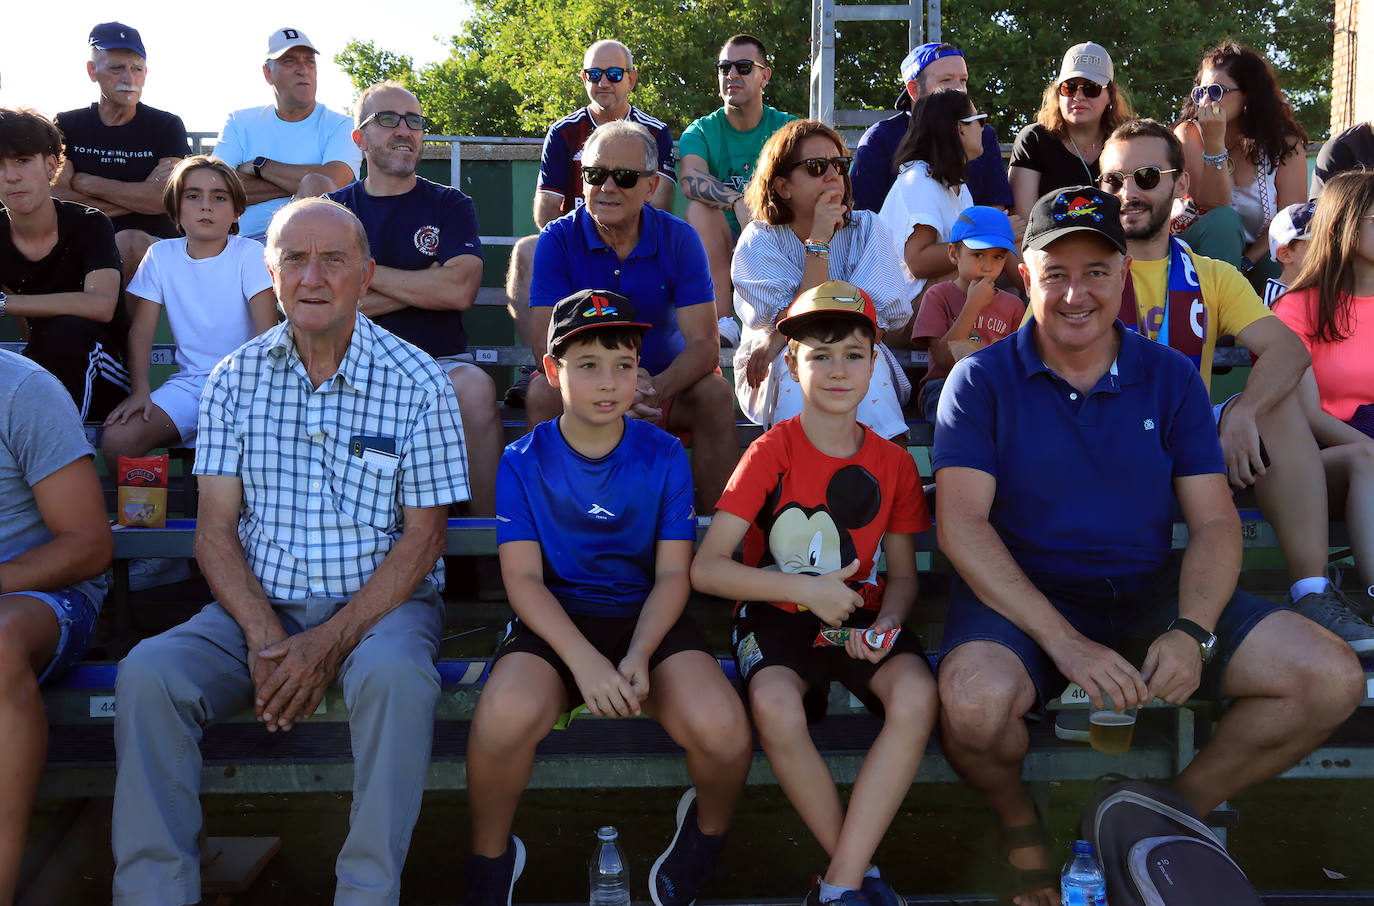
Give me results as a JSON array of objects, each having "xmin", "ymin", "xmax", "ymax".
[
  {"xmin": 931, "ymin": 319, "xmax": 1224, "ymax": 579},
  {"xmin": 529, "ymin": 204, "xmax": 714, "ymax": 375}
]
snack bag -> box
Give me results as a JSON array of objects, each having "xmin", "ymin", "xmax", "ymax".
[
  {"xmin": 813, "ymin": 626, "xmax": 902, "ymax": 649},
  {"xmin": 117, "ymin": 454, "xmax": 168, "ymax": 528}
]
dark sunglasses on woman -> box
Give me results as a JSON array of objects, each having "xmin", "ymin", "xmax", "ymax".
[
  {"xmin": 1191, "ymin": 83, "xmax": 1242, "ymax": 105},
  {"xmin": 582, "ymin": 166, "xmax": 655, "ymax": 188},
  {"xmin": 583, "ymin": 67, "xmax": 627, "ymax": 83},
  {"xmin": 1098, "ymin": 166, "xmax": 1180, "ymax": 192},
  {"xmin": 1058, "ymin": 79, "xmax": 1104, "ymax": 99},
  {"xmin": 783, "ymin": 156, "xmax": 853, "ymax": 178},
  {"xmin": 716, "ymin": 59, "xmax": 756, "ymax": 76}
]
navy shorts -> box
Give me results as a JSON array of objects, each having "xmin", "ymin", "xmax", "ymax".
[
  {"xmin": 493, "ymin": 611, "xmax": 711, "ymax": 711},
  {"xmin": 936, "ymin": 556, "xmax": 1285, "ymax": 707},
  {"xmin": 732, "ymin": 603, "xmax": 926, "ymax": 724},
  {"xmin": 2, "ymin": 586, "xmax": 102, "ymax": 684}
]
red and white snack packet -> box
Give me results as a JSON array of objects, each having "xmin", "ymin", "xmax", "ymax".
[{"xmin": 812, "ymin": 627, "xmax": 902, "ymax": 649}]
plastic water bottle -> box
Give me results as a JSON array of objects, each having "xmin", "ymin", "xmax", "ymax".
[
  {"xmin": 1061, "ymin": 839, "xmax": 1108, "ymax": 906},
  {"xmin": 589, "ymin": 826, "xmax": 632, "ymax": 906}
]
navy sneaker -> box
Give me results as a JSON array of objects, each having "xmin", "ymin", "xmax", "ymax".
[
  {"xmin": 860, "ymin": 874, "xmax": 905, "ymax": 906},
  {"xmin": 650, "ymin": 789, "xmax": 725, "ymax": 906},
  {"xmin": 464, "ymin": 835, "xmax": 526, "ymax": 906},
  {"xmin": 802, "ymin": 883, "xmax": 873, "ymax": 906}
]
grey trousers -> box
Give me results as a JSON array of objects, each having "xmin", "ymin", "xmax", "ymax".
[{"xmin": 111, "ymin": 586, "xmax": 445, "ymax": 906}]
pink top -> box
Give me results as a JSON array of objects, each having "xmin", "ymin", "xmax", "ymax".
[{"xmin": 1274, "ymin": 285, "xmax": 1374, "ymax": 421}]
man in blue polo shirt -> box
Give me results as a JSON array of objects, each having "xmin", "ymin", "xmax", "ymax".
[
  {"xmin": 851, "ymin": 43, "xmax": 1016, "ymax": 223},
  {"xmin": 523, "ymin": 120, "xmax": 737, "ymax": 513},
  {"xmin": 931, "ymin": 186, "xmax": 1363, "ymax": 906}
]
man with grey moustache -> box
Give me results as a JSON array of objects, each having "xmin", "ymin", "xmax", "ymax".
[{"xmin": 53, "ymin": 22, "xmax": 190, "ymax": 285}]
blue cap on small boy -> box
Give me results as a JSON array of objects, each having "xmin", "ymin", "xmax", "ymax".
[
  {"xmin": 1268, "ymin": 201, "xmax": 1315, "ymax": 261},
  {"xmin": 547, "ymin": 288, "xmax": 652, "ymax": 354},
  {"xmin": 949, "ymin": 205, "xmax": 1016, "ymax": 250},
  {"xmin": 776, "ymin": 280, "xmax": 878, "ymax": 338}
]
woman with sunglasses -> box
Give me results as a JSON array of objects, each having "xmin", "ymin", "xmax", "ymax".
[
  {"xmin": 1274, "ymin": 171, "xmax": 1374, "ymax": 612},
  {"xmin": 1175, "ymin": 41, "xmax": 1308, "ymax": 289},
  {"xmin": 877, "ymin": 89, "xmax": 995, "ymax": 305},
  {"xmin": 731, "ymin": 119, "xmax": 914, "ymax": 438},
  {"xmin": 1008, "ymin": 42, "xmax": 1134, "ymax": 222}
]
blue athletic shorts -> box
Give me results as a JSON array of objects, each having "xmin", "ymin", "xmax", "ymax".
[
  {"xmin": 2, "ymin": 587, "xmax": 100, "ymax": 684},
  {"xmin": 936, "ymin": 557, "xmax": 1284, "ymax": 707}
]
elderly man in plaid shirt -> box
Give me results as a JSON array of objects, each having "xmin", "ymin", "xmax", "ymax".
[{"xmin": 110, "ymin": 197, "xmax": 469, "ymax": 906}]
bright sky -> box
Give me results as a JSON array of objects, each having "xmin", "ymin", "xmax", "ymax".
[{"xmin": 0, "ymin": 0, "xmax": 467, "ymax": 134}]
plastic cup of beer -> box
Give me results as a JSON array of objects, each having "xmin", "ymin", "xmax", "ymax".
[{"xmin": 1089, "ymin": 707, "xmax": 1139, "ymax": 754}]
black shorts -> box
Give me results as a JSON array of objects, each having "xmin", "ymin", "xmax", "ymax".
[
  {"xmin": 731, "ymin": 603, "xmax": 925, "ymax": 724},
  {"xmin": 25, "ymin": 332, "xmax": 130, "ymax": 422},
  {"xmin": 492, "ymin": 611, "xmax": 712, "ymax": 711}
]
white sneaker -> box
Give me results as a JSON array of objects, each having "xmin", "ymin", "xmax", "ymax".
[
  {"xmin": 718, "ymin": 317, "xmax": 741, "ymax": 348},
  {"xmin": 128, "ymin": 557, "xmax": 191, "ymax": 591}
]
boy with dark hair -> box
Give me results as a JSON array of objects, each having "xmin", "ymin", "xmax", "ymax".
[
  {"xmin": 464, "ymin": 288, "xmax": 752, "ymax": 906},
  {"xmin": 692, "ymin": 280, "xmax": 939, "ymax": 906},
  {"xmin": 0, "ymin": 106, "xmax": 131, "ymax": 421}
]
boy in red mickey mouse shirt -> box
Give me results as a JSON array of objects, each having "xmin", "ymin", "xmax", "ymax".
[{"xmin": 692, "ymin": 280, "xmax": 937, "ymax": 906}]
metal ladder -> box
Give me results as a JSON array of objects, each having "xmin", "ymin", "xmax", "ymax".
[{"xmin": 809, "ymin": 0, "xmax": 942, "ymax": 134}]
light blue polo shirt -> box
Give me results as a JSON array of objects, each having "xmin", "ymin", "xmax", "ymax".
[
  {"xmin": 932, "ymin": 320, "xmax": 1225, "ymax": 579},
  {"xmin": 529, "ymin": 204, "xmax": 714, "ymax": 374}
]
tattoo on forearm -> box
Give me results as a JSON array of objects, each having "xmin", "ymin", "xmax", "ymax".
[{"xmin": 682, "ymin": 172, "xmax": 742, "ymax": 209}]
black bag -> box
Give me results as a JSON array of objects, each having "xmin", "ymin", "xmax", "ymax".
[{"xmin": 1082, "ymin": 780, "xmax": 1262, "ymax": 906}]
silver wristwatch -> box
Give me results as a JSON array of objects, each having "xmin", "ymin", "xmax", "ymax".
[{"xmin": 0, "ymin": 291, "xmax": 7, "ymax": 318}]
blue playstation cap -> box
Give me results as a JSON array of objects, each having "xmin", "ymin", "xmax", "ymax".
[
  {"xmin": 89, "ymin": 22, "xmax": 147, "ymax": 59},
  {"xmin": 950, "ymin": 206, "xmax": 1016, "ymax": 251}
]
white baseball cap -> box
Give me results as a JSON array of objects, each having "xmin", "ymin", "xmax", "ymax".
[
  {"xmin": 1268, "ymin": 201, "xmax": 1316, "ymax": 261},
  {"xmin": 1056, "ymin": 42, "xmax": 1114, "ymax": 86},
  {"xmin": 266, "ymin": 27, "xmax": 318, "ymax": 61}
]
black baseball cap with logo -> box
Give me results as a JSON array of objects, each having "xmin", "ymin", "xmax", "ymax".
[
  {"xmin": 1022, "ymin": 186, "xmax": 1126, "ymax": 255},
  {"xmin": 546, "ymin": 289, "xmax": 652, "ymax": 356}
]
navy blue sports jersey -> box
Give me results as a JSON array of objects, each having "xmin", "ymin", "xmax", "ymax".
[{"xmin": 328, "ymin": 177, "xmax": 482, "ymax": 356}]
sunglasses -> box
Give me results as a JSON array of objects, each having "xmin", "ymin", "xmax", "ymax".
[
  {"xmin": 582, "ymin": 166, "xmax": 656, "ymax": 188},
  {"xmin": 583, "ymin": 67, "xmax": 627, "ymax": 83},
  {"xmin": 959, "ymin": 112, "xmax": 988, "ymax": 124},
  {"xmin": 716, "ymin": 59, "xmax": 757, "ymax": 76},
  {"xmin": 359, "ymin": 110, "xmax": 429, "ymax": 131},
  {"xmin": 783, "ymin": 156, "xmax": 853, "ymax": 178},
  {"xmin": 1058, "ymin": 79, "xmax": 1104, "ymax": 99},
  {"xmin": 1098, "ymin": 166, "xmax": 1180, "ymax": 192},
  {"xmin": 1191, "ymin": 83, "xmax": 1242, "ymax": 105}
]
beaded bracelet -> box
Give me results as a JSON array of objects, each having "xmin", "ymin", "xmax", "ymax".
[
  {"xmin": 1202, "ymin": 150, "xmax": 1230, "ymax": 171},
  {"xmin": 803, "ymin": 239, "xmax": 831, "ymax": 258}
]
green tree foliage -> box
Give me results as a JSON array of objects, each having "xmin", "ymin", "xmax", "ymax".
[{"xmin": 336, "ymin": 0, "xmax": 1334, "ymax": 142}]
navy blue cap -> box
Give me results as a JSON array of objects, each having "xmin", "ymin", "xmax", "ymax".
[{"xmin": 89, "ymin": 22, "xmax": 146, "ymax": 58}]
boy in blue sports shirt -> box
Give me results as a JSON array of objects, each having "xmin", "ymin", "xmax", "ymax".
[
  {"xmin": 464, "ymin": 289, "xmax": 751, "ymax": 906},
  {"xmin": 692, "ymin": 281, "xmax": 939, "ymax": 906}
]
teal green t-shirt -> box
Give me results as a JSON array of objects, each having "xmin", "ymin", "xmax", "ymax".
[{"xmin": 679, "ymin": 104, "xmax": 798, "ymax": 230}]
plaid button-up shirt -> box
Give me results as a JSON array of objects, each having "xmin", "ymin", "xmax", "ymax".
[{"xmin": 195, "ymin": 312, "xmax": 469, "ymax": 600}]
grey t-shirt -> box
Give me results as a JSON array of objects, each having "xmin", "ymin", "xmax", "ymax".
[{"xmin": 0, "ymin": 351, "xmax": 105, "ymax": 606}]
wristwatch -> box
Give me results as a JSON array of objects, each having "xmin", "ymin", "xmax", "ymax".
[
  {"xmin": 0, "ymin": 291, "xmax": 7, "ymax": 318},
  {"xmin": 1167, "ymin": 617, "xmax": 1218, "ymax": 664},
  {"xmin": 252, "ymin": 156, "xmax": 268, "ymax": 180}
]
